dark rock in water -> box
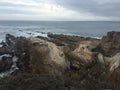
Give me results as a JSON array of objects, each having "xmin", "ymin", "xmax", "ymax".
[
  {"xmin": 6, "ymin": 34, "xmax": 16, "ymax": 46},
  {"xmin": 41, "ymin": 32, "xmax": 45, "ymax": 34},
  {"xmin": 36, "ymin": 31, "xmax": 40, "ymax": 33},
  {"xmin": 0, "ymin": 41, "xmax": 6, "ymax": 47},
  {"xmin": 26, "ymin": 32, "xmax": 32, "ymax": 35},
  {"xmin": 18, "ymin": 30, "xmax": 22, "ymax": 32},
  {"xmin": 0, "ymin": 34, "xmax": 17, "ymax": 54},
  {"xmin": 0, "ymin": 55, "xmax": 13, "ymax": 72},
  {"xmin": 93, "ymin": 31, "xmax": 120, "ymax": 56}
]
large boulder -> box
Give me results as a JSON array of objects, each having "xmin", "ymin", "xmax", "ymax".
[{"xmin": 28, "ymin": 37, "xmax": 67, "ymax": 76}]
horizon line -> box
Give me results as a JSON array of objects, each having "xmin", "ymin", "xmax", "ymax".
[{"xmin": 0, "ymin": 20, "xmax": 120, "ymax": 22}]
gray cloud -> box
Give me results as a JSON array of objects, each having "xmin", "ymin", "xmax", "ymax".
[
  {"xmin": 55, "ymin": 0, "xmax": 120, "ymax": 18},
  {"xmin": 0, "ymin": 0, "xmax": 120, "ymax": 20}
]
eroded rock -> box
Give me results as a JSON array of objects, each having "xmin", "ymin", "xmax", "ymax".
[
  {"xmin": 67, "ymin": 40, "xmax": 99, "ymax": 69},
  {"xmin": 28, "ymin": 37, "xmax": 67, "ymax": 76}
]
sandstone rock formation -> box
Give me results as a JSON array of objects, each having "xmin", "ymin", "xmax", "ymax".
[
  {"xmin": 64, "ymin": 40, "xmax": 99, "ymax": 70},
  {"xmin": 72, "ymin": 41, "xmax": 99, "ymax": 63},
  {"xmin": 28, "ymin": 37, "xmax": 67, "ymax": 76}
]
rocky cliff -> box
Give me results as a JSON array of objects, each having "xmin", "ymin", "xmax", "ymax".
[{"xmin": 0, "ymin": 31, "xmax": 120, "ymax": 90}]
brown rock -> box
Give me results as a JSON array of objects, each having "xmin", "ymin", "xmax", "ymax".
[
  {"xmin": 71, "ymin": 41, "xmax": 98, "ymax": 65},
  {"xmin": 93, "ymin": 31, "xmax": 120, "ymax": 56},
  {"xmin": 64, "ymin": 40, "xmax": 99, "ymax": 71},
  {"xmin": 28, "ymin": 37, "xmax": 67, "ymax": 76}
]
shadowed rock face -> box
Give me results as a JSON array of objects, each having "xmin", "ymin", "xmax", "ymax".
[
  {"xmin": 0, "ymin": 55, "xmax": 13, "ymax": 72},
  {"xmin": 93, "ymin": 31, "xmax": 120, "ymax": 56},
  {"xmin": 92, "ymin": 31, "xmax": 120, "ymax": 72}
]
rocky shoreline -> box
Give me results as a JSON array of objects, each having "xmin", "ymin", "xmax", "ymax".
[{"xmin": 0, "ymin": 31, "xmax": 120, "ymax": 90}]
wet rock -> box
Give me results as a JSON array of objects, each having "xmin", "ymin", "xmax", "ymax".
[
  {"xmin": 0, "ymin": 54, "xmax": 13, "ymax": 72},
  {"xmin": 18, "ymin": 30, "xmax": 22, "ymax": 32},
  {"xmin": 26, "ymin": 32, "xmax": 32, "ymax": 35},
  {"xmin": 41, "ymin": 32, "xmax": 45, "ymax": 34},
  {"xmin": 6, "ymin": 34, "xmax": 16, "ymax": 46},
  {"xmin": 0, "ymin": 41, "xmax": 6, "ymax": 47},
  {"xmin": 1, "ymin": 34, "xmax": 17, "ymax": 53}
]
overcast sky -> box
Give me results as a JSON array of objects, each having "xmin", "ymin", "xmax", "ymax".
[{"xmin": 0, "ymin": 0, "xmax": 120, "ymax": 21}]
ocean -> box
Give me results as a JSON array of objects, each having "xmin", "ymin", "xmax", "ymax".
[{"xmin": 0, "ymin": 21, "xmax": 120, "ymax": 41}]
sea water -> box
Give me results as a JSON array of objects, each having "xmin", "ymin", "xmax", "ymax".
[{"xmin": 0, "ymin": 21, "xmax": 120, "ymax": 41}]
